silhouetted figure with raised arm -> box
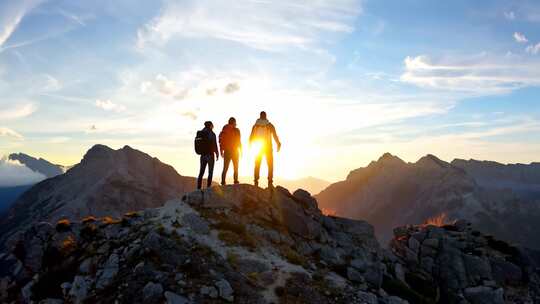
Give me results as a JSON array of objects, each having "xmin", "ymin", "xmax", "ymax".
[
  {"xmin": 219, "ymin": 117, "xmax": 242, "ymax": 185},
  {"xmin": 250, "ymin": 111, "xmax": 281, "ymax": 188},
  {"xmin": 195, "ymin": 121, "xmax": 219, "ymax": 189}
]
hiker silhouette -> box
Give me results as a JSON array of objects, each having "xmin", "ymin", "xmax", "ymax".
[
  {"xmin": 219, "ymin": 117, "xmax": 242, "ymax": 185},
  {"xmin": 249, "ymin": 111, "xmax": 281, "ymax": 188},
  {"xmin": 194, "ymin": 121, "xmax": 219, "ymax": 189}
]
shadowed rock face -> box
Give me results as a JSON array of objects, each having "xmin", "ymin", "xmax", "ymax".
[
  {"xmin": 0, "ymin": 145, "xmax": 197, "ymax": 248},
  {"xmin": 316, "ymin": 153, "xmax": 540, "ymax": 249},
  {"xmin": 0, "ymin": 184, "xmax": 395, "ymax": 304},
  {"xmin": 387, "ymin": 220, "xmax": 540, "ymax": 304}
]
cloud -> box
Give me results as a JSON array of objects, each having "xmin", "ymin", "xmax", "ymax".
[
  {"xmin": 0, "ymin": 103, "xmax": 37, "ymax": 120},
  {"xmin": 95, "ymin": 99, "xmax": 126, "ymax": 112},
  {"xmin": 224, "ymin": 82, "xmax": 240, "ymax": 94},
  {"xmin": 401, "ymin": 54, "xmax": 540, "ymax": 94},
  {"xmin": 136, "ymin": 0, "xmax": 361, "ymax": 51},
  {"xmin": 0, "ymin": 0, "xmax": 44, "ymax": 48},
  {"xmin": 504, "ymin": 11, "xmax": 516, "ymax": 20},
  {"xmin": 0, "ymin": 127, "xmax": 23, "ymax": 140},
  {"xmin": 514, "ymin": 32, "xmax": 528, "ymax": 43},
  {"xmin": 0, "ymin": 157, "xmax": 46, "ymax": 187},
  {"xmin": 43, "ymin": 74, "xmax": 62, "ymax": 91},
  {"xmin": 180, "ymin": 111, "xmax": 198, "ymax": 120},
  {"xmin": 526, "ymin": 43, "xmax": 540, "ymax": 55}
]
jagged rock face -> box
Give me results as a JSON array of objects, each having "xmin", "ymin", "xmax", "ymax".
[
  {"xmin": 0, "ymin": 185, "xmax": 411, "ymax": 304},
  {"xmin": 316, "ymin": 153, "xmax": 540, "ymax": 249},
  {"xmin": 8, "ymin": 153, "xmax": 65, "ymax": 178},
  {"xmin": 0, "ymin": 145, "xmax": 197, "ymax": 248},
  {"xmin": 386, "ymin": 221, "xmax": 540, "ymax": 304}
]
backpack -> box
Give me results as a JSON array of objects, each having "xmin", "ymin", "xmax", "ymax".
[{"xmin": 194, "ymin": 130, "xmax": 210, "ymax": 155}]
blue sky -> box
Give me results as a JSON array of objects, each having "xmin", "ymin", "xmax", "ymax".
[{"xmin": 0, "ymin": 0, "xmax": 539, "ymax": 181}]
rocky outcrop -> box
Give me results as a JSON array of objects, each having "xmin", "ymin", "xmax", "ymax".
[
  {"xmin": 386, "ymin": 220, "xmax": 540, "ymax": 303},
  {"xmin": 0, "ymin": 145, "xmax": 198, "ymax": 248},
  {"xmin": 316, "ymin": 153, "xmax": 540, "ymax": 249},
  {"xmin": 0, "ymin": 185, "xmax": 410, "ymax": 304}
]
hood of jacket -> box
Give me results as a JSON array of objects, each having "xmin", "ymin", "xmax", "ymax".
[{"xmin": 255, "ymin": 118, "xmax": 271, "ymax": 126}]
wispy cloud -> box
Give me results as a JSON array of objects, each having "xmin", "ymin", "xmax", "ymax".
[
  {"xmin": 514, "ymin": 32, "xmax": 528, "ymax": 43},
  {"xmin": 0, "ymin": 0, "xmax": 44, "ymax": 48},
  {"xmin": 136, "ymin": 0, "xmax": 361, "ymax": 51},
  {"xmin": 401, "ymin": 53, "xmax": 540, "ymax": 94},
  {"xmin": 0, "ymin": 127, "xmax": 23, "ymax": 140},
  {"xmin": 504, "ymin": 11, "xmax": 516, "ymax": 20},
  {"xmin": 0, "ymin": 103, "xmax": 37, "ymax": 120}
]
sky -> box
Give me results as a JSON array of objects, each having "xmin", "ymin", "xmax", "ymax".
[{"xmin": 0, "ymin": 0, "xmax": 540, "ymax": 183}]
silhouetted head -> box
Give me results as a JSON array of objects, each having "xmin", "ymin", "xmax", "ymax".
[
  {"xmin": 260, "ymin": 111, "xmax": 267, "ymax": 119},
  {"xmin": 228, "ymin": 117, "xmax": 236, "ymax": 126},
  {"xmin": 204, "ymin": 121, "xmax": 213, "ymax": 129}
]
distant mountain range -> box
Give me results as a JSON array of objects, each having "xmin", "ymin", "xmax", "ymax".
[
  {"xmin": 0, "ymin": 153, "xmax": 66, "ymax": 213},
  {"xmin": 8, "ymin": 152, "xmax": 66, "ymax": 178},
  {"xmin": 316, "ymin": 153, "xmax": 540, "ymax": 249},
  {"xmin": 0, "ymin": 145, "xmax": 198, "ymax": 247}
]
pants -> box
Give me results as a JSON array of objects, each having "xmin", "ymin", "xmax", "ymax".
[
  {"xmin": 254, "ymin": 148, "xmax": 273, "ymax": 183},
  {"xmin": 221, "ymin": 150, "xmax": 239, "ymax": 184},
  {"xmin": 197, "ymin": 154, "xmax": 215, "ymax": 189}
]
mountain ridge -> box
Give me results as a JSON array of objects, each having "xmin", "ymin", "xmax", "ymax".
[{"xmin": 316, "ymin": 152, "xmax": 540, "ymax": 249}]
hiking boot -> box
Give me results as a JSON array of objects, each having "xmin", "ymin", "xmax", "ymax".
[
  {"xmin": 268, "ymin": 181, "xmax": 274, "ymax": 189},
  {"xmin": 234, "ymin": 180, "xmax": 240, "ymax": 185},
  {"xmin": 254, "ymin": 180, "xmax": 259, "ymax": 187},
  {"xmin": 221, "ymin": 181, "xmax": 226, "ymax": 186}
]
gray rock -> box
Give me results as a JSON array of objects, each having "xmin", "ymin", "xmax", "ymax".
[
  {"xmin": 408, "ymin": 236, "xmax": 420, "ymax": 253},
  {"xmin": 39, "ymin": 299, "xmax": 64, "ymax": 304},
  {"xmin": 143, "ymin": 282, "xmax": 164, "ymax": 302},
  {"xmin": 350, "ymin": 258, "xmax": 367, "ymax": 271},
  {"xmin": 464, "ymin": 286, "xmax": 504, "ymax": 304},
  {"xmin": 96, "ymin": 253, "xmax": 119, "ymax": 289},
  {"xmin": 215, "ymin": 279, "xmax": 234, "ymax": 302},
  {"xmin": 200, "ymin": 286, "xmax": 218, "ymax": 298},
  {"xmin": 319, "ymin": 245, "xmax": 344, "ymax": 266},
  {"xmin": 422, "ymin": 238, "xmax": 439, "ymax": 249},
  {"xmin": 60, "ymin": 282, "xmax": 72, "ymax": 297},
  {"xmin": 347, "ymin": 267, "xmax": 365, "ymax": 283},
  {"xmin": 21, "ymin": 281, "xmax": 34, "ymax": 302},
  {"xmin": 164, "ymin": 291, "xmax": 190, "ymax": 304},
  {"xmin": 78, "ymin": 257, "xmax": 94, "ymax": 274},
  {"xmin": 182, "ymin": 213, "xmax": 210, "ymax": 234},
  {"xmin": 356, "ymin": 290, "xmax": 378, "ymax": 304},
  {"xmin": 394, "ymin": 263, "xmax": 406, "ymax": 283},
  {"xmin": 69, "ymin": 276, "xmax": 92, "ymax": 304},
  {"xmin": 490, "ymin": 258, "xmax": 522, "ymax": 286}
]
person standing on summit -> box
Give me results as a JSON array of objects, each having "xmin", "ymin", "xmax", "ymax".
[
  {"xmin": 219, "ymin": 117, "xmax": 242, "ymax": 185},
  {"xmin": 195, "ymin": 121, "xmax": 219, "ymax": 189},
  {"xmin": 250, "ymin": 111, "xmax": 281, "ymax": 188}
]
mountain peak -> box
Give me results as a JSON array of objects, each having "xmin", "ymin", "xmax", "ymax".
[
  {"xmin": 416, "ymin": 154, "xmax": 449, "ymax": 168},
  {"xmin": 375, "ymin": 152, "xmax": 406, "ymax": 167}
]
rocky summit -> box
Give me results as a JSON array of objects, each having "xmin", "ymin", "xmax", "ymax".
[
  {"xmin": 1, "ymin": 184, "xmax": 539, "ymax": 303},
  {"xmin": 0, "ymin": 184, "xmax": 393, "ymax": 304}
]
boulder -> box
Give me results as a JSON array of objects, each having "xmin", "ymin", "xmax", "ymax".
[{"xmin": 164, "ymin": 291, "xmax": 190, "ymax": 304}]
